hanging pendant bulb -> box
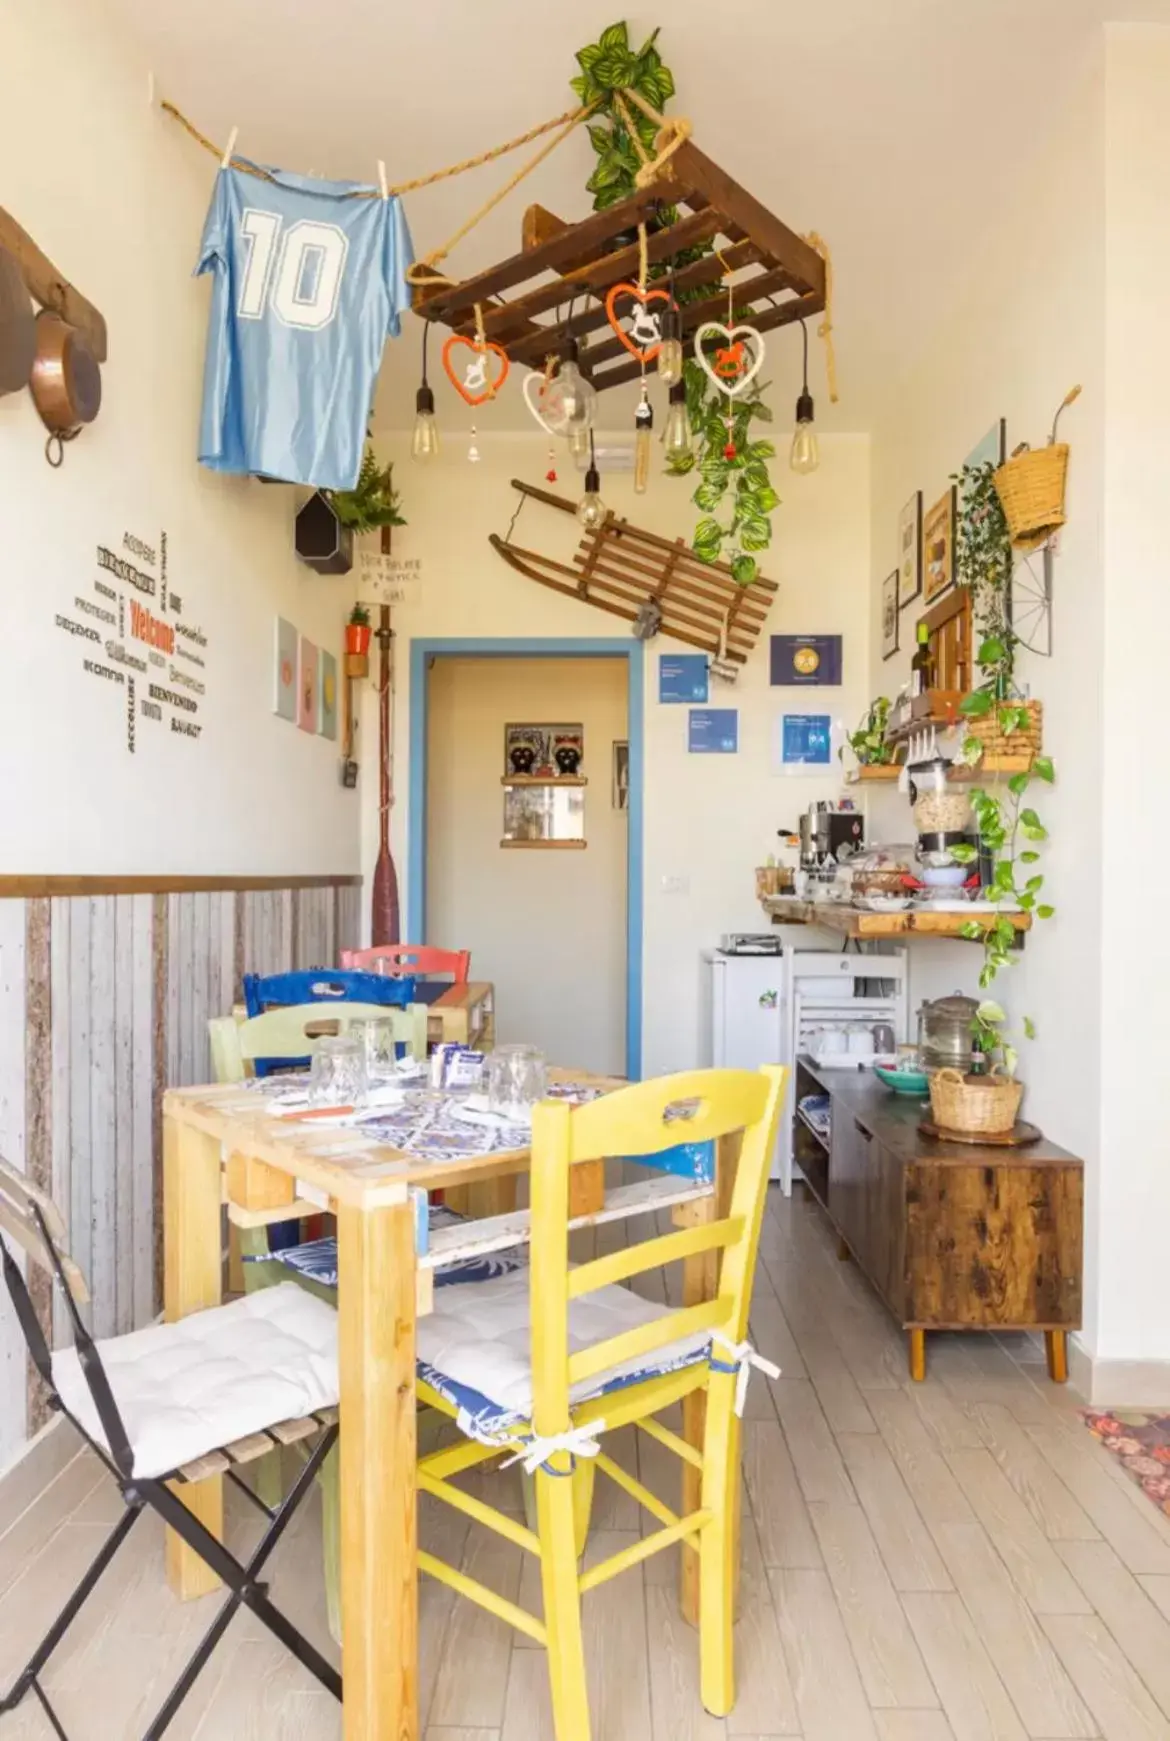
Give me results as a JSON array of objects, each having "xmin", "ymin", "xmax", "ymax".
[
  {"xmin": 411, "ymin": 384, "xmax": 439, "ymax": 461},
  {"xmin": 412, "ymin": 319, "xmax": 440, "ymax": 461},
  {"xmin": 663, "ymin": 380, "xmax": 693, "ymax": 461},
  {"xmin": 633, "ymin": 391, "xmax": 653, "ymax": 494},
  {"xmin": 657, "ymin": 305, "xmax": 684, "ymax": 387},
  {"xmin": 790, "ymin": 319, "xmax": 820, "ymax": 475},
  {"xmin": 577, "ymin": 432, "xmax": 607, "ymax": 529},
  {"xmin": 544, "ymin": 338, "xmax": 598, "ymax": 438}
]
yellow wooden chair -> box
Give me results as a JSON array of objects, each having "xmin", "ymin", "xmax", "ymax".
[{"xmin": 415, "ymin": 1064, "xmax": 788, "ymax": 1739}]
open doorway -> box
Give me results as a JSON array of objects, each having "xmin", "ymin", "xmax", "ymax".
[{"xmin": 407, "ymin": 638, "xmax": 643, "ymax": 1078}]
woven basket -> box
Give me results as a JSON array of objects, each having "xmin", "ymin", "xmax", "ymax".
[
  {"xmin": 755, "ymin": 866, "xmax": 793, "ymax": 899},
  {"xmin": 965, "ymin": 699, "xmax": 1043, "ymax": 760},
  {"xmin": 929, "ymin": 1066, "xmax": 1023, "ymax": 1136},
  {"xmin": 993, "ymin": 446, "xmax": 1069, "ymax": 553}
]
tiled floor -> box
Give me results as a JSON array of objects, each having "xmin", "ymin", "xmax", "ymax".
[{"xmin": 4, "ymin": 1186, "xmax": 1170, "ymax": 1738}]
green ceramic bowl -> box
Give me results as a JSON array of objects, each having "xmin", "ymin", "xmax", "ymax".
[{"xmin": 874, "ymin": 1063, "xmax": 930, "ymax": 1097}]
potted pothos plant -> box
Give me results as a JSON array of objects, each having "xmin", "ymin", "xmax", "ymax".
[
  {"xmin": 953, "ymin": 459, "xmax": 1042, "ymax": 756},
  {"xmin": 842, "ymin": 696, "xmax": 894, "ymax": 767},
  {"xmin": 346, "ymin": 603, "xmax": 371, "ymax": 657},
  {"xmin": 329, "ymin": 446, "xmax": 406, "ymax": 542},
  {"xmin": 572, "ymin": 22, "xmax": 781, "ymax": 585}
]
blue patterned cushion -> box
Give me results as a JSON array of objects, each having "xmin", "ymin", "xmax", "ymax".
[{"xmin": 257, "ymin": 1205, "xmax": 528, "ymax": 1292}]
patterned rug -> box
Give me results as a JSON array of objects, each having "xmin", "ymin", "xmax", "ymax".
[{"xmin": 1082, "ymin": 1411, "xmax": 1170, "ymax": 1514}]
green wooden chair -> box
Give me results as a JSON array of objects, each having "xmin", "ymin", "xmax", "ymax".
[
  {"xmin": 208, "ymin": 999, "xmax": 427, "ymax": 1638},
  {"xmin": 208, "ymin": 1000, "xmax": 428, "ymax": 1084}
]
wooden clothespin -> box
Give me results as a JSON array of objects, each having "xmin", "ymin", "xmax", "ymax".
[
  {"xmin": 378, "ymin": 160, "xmax": 388, "ymax": 200},
  {"xmin": 222, "ymin": 127, "xmax": 238, "ymax": 170}
]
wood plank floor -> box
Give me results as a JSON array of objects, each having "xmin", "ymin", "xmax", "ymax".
[{"xmin": 4, "ymin": 1186, "xmax": 1170, "ymax": 1739}]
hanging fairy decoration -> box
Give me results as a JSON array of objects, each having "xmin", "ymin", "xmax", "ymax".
[
  {"xmin": 690, "ymin": 261, "xmax": 766, "ymax": 573},
  {"xmin": 441, "ymin": 304, "xmax": 509, "ymax": 463},
  {"xmin": 603, "ymin": 221, "xmax": 677, "ymax": 495}
]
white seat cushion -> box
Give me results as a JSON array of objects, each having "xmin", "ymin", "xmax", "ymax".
[
  {"xmin": 52, "ymin": 1283, "xmax": 338, "ymax": 1480},
  {"xmin": 415, "ymin": 1270, "xmax": 711, "ymax": 1435}
]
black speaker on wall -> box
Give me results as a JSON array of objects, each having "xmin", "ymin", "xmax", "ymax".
[{"xmin": 295, "ymin": 491, "xmax": 354, "ymax": 575}]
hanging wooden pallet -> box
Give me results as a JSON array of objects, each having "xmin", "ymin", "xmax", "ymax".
[
  {"xmin": 489, "ymin": 480, "xmax": 777, "ymax": 665},
  {"xmin": 415, "ymin": 138, "xmax": 824, "ymax": 395}
]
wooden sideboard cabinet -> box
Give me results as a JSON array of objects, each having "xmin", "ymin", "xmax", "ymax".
[{"xmin": 792, "ymin": 1056, "xmax": 1084, "ymax": 1382}]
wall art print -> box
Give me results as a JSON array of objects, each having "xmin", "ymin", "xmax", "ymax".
[
  {"xmin": 298, "ymin": 636, "xmax": 319, "ymax": 733},
  {"xmin": 922, "ymin": 487, "xmax": 957, "ymax": 605},
  {"xmin": 319, "ymin": 648, "xmax": 338, "ymax": 742},
  {"xmin": 274, "ymin": 616, "xmax": 297, "ymax": 721},
  {"xmin": 898, "ymin": 490, "xmax": 922, "ymax": 608}
]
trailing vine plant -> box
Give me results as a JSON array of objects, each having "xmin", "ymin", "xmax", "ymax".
[
  {"xmin": 946, "ymin": 457, "xmax": 1055, "ymax": 1030},
  {"xmin": 841, "ymin": 696, "xmax": 893, "ymax": 767},
  {"xmin": 572, "ymin": 21, "xmax": 780, "ymax": 584}
]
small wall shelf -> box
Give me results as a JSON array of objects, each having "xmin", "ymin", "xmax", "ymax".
[
  {"xmin": 761, "ymin": 895, "xmax": 1031, "ymax": 941},
  {"xmin": 844, "ymin": 754, "xmax": 1033, "ymax": 787},
  {"xmin": 500, "ymin": 775, "xmax": 588, "ymax": 787},
  {"xmin": 500, "ymin": 838, "xmax": 587, "ymax": 851}
]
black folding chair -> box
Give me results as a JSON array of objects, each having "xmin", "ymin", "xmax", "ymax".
[{"xmin": 0, "ymin": 1154, "xmax": 342, "ymax": 1739}]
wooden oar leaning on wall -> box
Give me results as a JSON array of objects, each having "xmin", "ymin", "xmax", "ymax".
[{"xmin": 489, "ymin": 479, "xmax": 777, "ymax": 664}]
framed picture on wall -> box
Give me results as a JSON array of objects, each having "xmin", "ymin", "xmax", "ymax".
[
  {"xmin": 881, "ymin": 571, "xmax": 900, "ymax": 661},
  {"xmin": 897, "ymin": 491, "xmax": 922, "ymax": 608},
  {"xmin": 964, "ymin": 418, "xmax": 1007, "ymax": 475},
  {"xmin": 922, "ymin": 487, "xmax": 957, "ymax": 605},
  {"xmin": 612, "ymin": 740, "xmax": 629, "ymax": 810}
]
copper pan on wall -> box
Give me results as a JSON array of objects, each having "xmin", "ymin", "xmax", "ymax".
[
  {"xmin": 0, "ymin": 245, "xmax": 35, "ymax": 396},
  {"xmin": 29, "ymin": 308, "xmax": 101, "ymax": 465}
]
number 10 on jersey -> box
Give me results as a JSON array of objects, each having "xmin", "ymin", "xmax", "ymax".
[{"xmin": 238, "ymin": 208, "xmax": 349, "ymax": 331}]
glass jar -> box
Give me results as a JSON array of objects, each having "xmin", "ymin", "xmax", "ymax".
[
  {"xmin": 487, "ymin": 1045, "xmax": 547, "ymax": 1119},
  {"xmin": 909, "ymin": 753, "xmax": 972, "ymax": 836},
  {"xmin": 916, "ymin": 994, "xmax": 979, "ymax": 1073}
]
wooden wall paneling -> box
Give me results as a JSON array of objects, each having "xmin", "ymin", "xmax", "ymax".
[
  {"xmin": 113, "ymin": 896, "xmax": 135, "ymax": 1334},
  {"xmin": 151, "ymin": 892, "xmax": 167, "ymax": 1313},
  {"xmin": 338, "ymin": 883, "xmax": 361, "ymax": 953},
  {"xmin": 89, "ymin": 896, "xmax": 117, "ymax": 1339},
  {"xmin": 232, "ymin": 890, "xmax": 246, "ymax": 1004},
  {"xmin": 24, "ymin": 899, "xmax": 52, "ymax": 1429},
  {"xmin": 290, "ymin": 888, "xmax": 302, "ymax": 969},
  {"xmin": 0, "ymin": 898, "xmax": 27, "ymax": 1461},
  {"xmin": 68, "ymin": 896, "xmax": 93, "ymax": 1304},
  {"xmin": 130, "ymin": 894, "xmax": 155, "ymax": 1329},
  {"xmin": 49, "ymin": 897, "xmax": 72, "ymax": 1347},
  {"xmin": 218, "ymin": 890, "xmax": 236, "ymax": 1019}
]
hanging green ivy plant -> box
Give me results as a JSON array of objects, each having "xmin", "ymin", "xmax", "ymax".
[
  {"xmin": 666, "ymin": 357, "xmax": 777, "ymax": 585},
  {"xmin": 571, "ymin": 22, "xmax": 780, "ymax": 585}
]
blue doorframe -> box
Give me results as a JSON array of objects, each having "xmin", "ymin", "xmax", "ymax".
[{"xmin": 407, "ymin": 637, "xmax": 644, "ymax": 1081}]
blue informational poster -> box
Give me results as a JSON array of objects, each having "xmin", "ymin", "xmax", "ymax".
[
  {"xmin": 688, "ymin": 708, "xmax": 738, "ymax": 753},
  {"xmin": 780, "ymin": 713, "xmax": 832, "ymax": 766},
  {"xmin": 770, "ymin": 634, "xmax": 843, "ymax": 687},
  {"xmin": 659, "ymin": 653, "xmax": 709, "ymax": 703}
]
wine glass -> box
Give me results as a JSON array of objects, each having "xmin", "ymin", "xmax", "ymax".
[{"xmin": 309, "ymin": 1035, "xmax": 368, "ymax": 1107}]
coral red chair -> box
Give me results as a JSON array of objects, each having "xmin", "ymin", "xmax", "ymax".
[{"xmin": 341, "ymin": 943, "xmax": 471, "ymax": 983}]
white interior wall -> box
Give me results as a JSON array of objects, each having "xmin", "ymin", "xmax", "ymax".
[
  {"xmin": 867, "ymin": 42, "xmax": 1108, "ymax": 1350},
  {"xmin": 426, "ymin": 656, "xmax": 628, "ymax": 1075},
  {"xmin": 363, "ymin": 431, "xmax": 871, "ymax": 1078},
  {"xmin": 0, "ymin": 0, "xmax": 359, "ymax": 875},
  {"xmin": 1095, "ymin": 25, "xmax": 1170, "ymax": 1366}
]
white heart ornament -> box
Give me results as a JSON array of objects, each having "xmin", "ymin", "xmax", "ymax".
[
  {"xmin": 693, "ymin": 322, "xmax": 766, "ymax": 399},
  {"xmin": 521, "ymin": 370, "xmax": 559, "ymax": 436}
]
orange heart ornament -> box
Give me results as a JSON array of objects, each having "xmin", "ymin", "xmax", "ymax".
[
  {"xmin": 604, "ymin": 283, "xmax": 675, "ymax": 364},
  {"xmin": 442, "ymin": 333, "xmax": 511, "ymax": 407}
]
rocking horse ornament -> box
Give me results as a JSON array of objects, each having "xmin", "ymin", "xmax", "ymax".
[{"xmin": 604, "ymin": 282, "xmax": 676, "ymax": 366}]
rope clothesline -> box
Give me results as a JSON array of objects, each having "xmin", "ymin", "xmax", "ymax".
[{"xmin": 160, "ymin": 89, "xmax": 836, "ymax": 393}]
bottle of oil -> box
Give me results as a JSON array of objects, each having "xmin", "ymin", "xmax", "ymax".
[{"xmin": 910, "ymin": 621, "xmax": 932, "ymax": 697}]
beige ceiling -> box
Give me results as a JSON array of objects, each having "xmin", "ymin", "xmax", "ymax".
[{"xmin": 106, "ymin": 0, "xmax": 1169, "ymax": 431}]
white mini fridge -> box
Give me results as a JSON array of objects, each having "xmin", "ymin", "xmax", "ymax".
[{"xmin": 702, "ymin": 932, "xmax": 826, "ymax": 1189}]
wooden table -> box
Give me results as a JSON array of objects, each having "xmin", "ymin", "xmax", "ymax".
[
  {"xmin": 761, "ymin": 894, "xmax": 1032, "ymax": 942},
  {"xmin": 162, "ymin": 1074, "xmax": 735, "ymax": 1740},
  {"xmin": 426, "ymin": 979, "xmax": 495, "ymax": 1050}
]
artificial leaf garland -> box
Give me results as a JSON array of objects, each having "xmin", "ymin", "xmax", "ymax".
[
  {"xmin": 572, "ymin": 21, "xmax": 781, "ymax": 585},
  {"xmin": 329, "ymin": 446, "xmax": 406, "ymax": 536}
]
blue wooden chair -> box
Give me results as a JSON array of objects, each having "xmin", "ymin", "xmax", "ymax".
[{"xmin": 242, "ymin": 968, "xmax": 418, "ymax": 1018}]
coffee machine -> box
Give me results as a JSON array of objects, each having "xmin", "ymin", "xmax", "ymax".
[{"xmin": 797, "ymin": 801, "xmax": 865, "ymax": 869}]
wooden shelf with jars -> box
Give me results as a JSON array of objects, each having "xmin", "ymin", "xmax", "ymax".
[
  {"xmin": 499, "ymin": 775, "xmax": 588, "ymax": 787},
  {"xmin": 845, "ymin": 752, "xmax": 1034, "ymax": 786}
]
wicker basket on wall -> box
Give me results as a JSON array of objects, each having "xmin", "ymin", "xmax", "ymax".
[
  {"xmin": 965, "ymin": 699, "xmax": 1043, "ymax": 760},
  {"xmin": 929, "ymin": 1066, "xmax": 1023, "ymax": 1136},
  {"xmin": 993, "ymin": 446, "xmax": 1070, "ymax": 553}
]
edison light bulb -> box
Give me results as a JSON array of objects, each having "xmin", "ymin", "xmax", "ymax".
[
  {"xmin": 790, "ymin": 387, "xmax": 819, "ymax": 474},
  {"xmin": 633, "ymin": 396, "xmax": 653, "ymax": 494},
  {"xmin": 663, "ymin": 380, "xmax": 693, "ymax": 461},
  {"xmin": 544, "ymin": 341, "xmax": 598, "ymax": 436},
  {"xmin": 569, "ymin": 424, "xmax": 590, "ymax": 463},
  {"xmin": 577, "ymin": 465, "xmax": 607, "ymax": 531},
  {"xmin": 411, "ymin": 384, "xmax": 439, "ymax": 461},
  {"xmin": 656, "ymin": 307, "xmax": 684, "ymax": 386}
]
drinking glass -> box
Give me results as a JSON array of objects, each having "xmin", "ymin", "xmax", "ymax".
[
  {"xmin": 347, "ymin": 1016, "xmax": 400, "ymax": 1080},
  {"xmin": 309, "ymin": 1034, "xmax": 368, "ymax": 1107},
  {"xmin": 487, "ymin": 1045, "xmax": 547, "ymax": 1119}
]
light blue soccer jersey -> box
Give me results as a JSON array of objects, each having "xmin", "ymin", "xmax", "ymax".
[{"xmin": 196, "ymin": 163, "xmax": 413, "ymax": 490}]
